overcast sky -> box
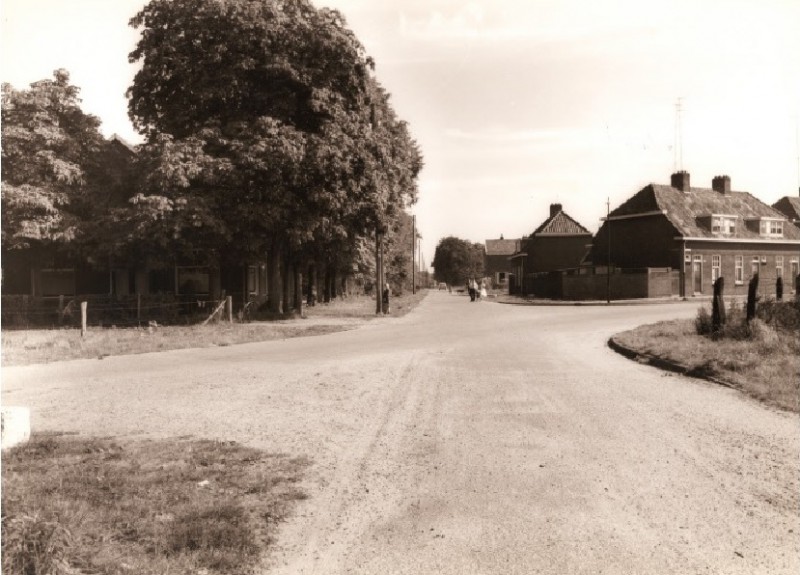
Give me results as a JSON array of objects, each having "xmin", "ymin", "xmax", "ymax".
[{"xmin": 3, "ymin": 0, "xmax": 799, "ymax": 268}]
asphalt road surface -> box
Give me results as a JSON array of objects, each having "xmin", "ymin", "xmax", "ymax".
[{"xmin": 3, "ymin": 292, "xmax": 798, "ymax": 574}]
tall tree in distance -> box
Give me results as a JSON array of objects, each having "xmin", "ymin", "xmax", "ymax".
[{"xmin": 432, "ymin": 236, "xmax": 485, "ymax": 287}]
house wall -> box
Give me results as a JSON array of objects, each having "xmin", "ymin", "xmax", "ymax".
[
  {"xmin": 592, "ymin": 215, "xmax": 680, "ymax": 269},
  {"xmin": 682, "ymin": 241, "xmax": 800, "ymax": 298},
  {"xmin": 527, "ymin": 235, "xmax": 591, "ymax": 273},
  {"xmin": 485, "ymin": 254, "xmax": 514, "ymax": 288}
]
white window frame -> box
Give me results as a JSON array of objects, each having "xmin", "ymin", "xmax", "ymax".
[
  {"xmin": 711, "ymin": 215, "xmax": 736, "ymax": 235},
  {"xmin": 751, "ymin": 256, "xmax": 760, "ymax": 277},
  {"xmin": 711, "ymin": 255, "xmax": 721, "ymax": 283},
  {"xmin": 734, "ymin": 255, "xmax": 744, "ymax": 284},
  {"xmin": 758, "ymin": 218, "xmax": 784, "ymax": 238}
]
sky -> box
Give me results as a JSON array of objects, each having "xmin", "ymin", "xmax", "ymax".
[{"xmin": 3, "ymin": 0, "xmax": 800, "ymax": 269}]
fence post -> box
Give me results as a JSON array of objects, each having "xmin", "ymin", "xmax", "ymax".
[
  {"xmin": 226, "ymin": 296, "xmax": 233, "ymax": 323},
  {"xmin": 80, "ymin": 301, "xmax": 87, "ymax": 337}
]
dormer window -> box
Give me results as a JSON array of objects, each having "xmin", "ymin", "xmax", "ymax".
[
  {"xmin": 759, "ymin": 219, "xmax": 783, "ymax": 237},
  {"xmin": 711, "ymin": 215, "xmax": 736, "ymax": 235}
]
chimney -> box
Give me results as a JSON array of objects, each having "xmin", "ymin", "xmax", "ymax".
[
  {"xmin": 500, "ymin": 234, "xmax": 504, "ymax": 240},
  {"xmin": 670, "ymin": 171, "xmax": 690, "ymax": 192},
  {"xmin": 712, "ymin": 175, "xmax": 731, "ymax": 196},
  {"xmin": 550, "ymin": 203, "xmax": 562, "ymax": 218}
]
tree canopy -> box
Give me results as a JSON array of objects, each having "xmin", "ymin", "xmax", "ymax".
[
  {"xmin": 126, "ymin": 0, "xmax": 423, "ymax": 309},
  {"xmin": 1, "ymin": 70, "xmax": 108, "ymax": 250},
  {"xmin": 432, "ymin": 236, "xmax": 485, "ymax": 287}
]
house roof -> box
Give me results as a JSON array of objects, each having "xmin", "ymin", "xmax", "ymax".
[
  {"xmin": 532, "ymin": 209, "xmax": 591, "ymax": 236},
  {"xmin": 610, "ymin": 183, "xmax": 800, "ymax": 241},
  {"xmin": 772, "ymin": 196, "xmax": 800, "ymax": 222},
  {"xmin": 485, "ymin": 238, "xmax": 520, "ymax": 256}
]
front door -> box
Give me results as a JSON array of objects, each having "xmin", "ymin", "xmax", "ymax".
[{"xmin": 693, "ymin": 258, "xmax": 702, "ymax": 294}]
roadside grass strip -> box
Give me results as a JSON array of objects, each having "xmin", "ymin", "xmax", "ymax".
[
  {"xmin": 1, "ymin": 292, "xmax": 429, "ymax": 366},
  {"xmin": 1, "ymin": 434, "xmax": 308, "ymax": 575},
  {"xmin": 613, "ymin": 306, "xmax": 800, "ymax": 413}
]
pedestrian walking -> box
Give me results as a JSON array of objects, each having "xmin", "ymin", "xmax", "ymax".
[
  {"xmin": 480, "ymin": 280, "xmax": 488, "ymax": 300},
  {"xmin": 468, "ymin": 279, "xmax": 476, "ymax": 302}
]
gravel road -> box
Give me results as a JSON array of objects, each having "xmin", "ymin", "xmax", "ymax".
[{"xmin": 3, "ymin": 292, "xmax": 798, "ymax": 574}]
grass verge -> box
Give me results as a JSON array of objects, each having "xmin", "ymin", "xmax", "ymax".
[
  {"xmin": 614, "ymin": 312, "xmax": 800, "ymax": 413},
  {"xmin": 2, "ymin": 291, "xmax": 429, "ymax": 366},
  {"xmin": 1, "ymin": 433, "xmax": 308, "ymax": 575}
]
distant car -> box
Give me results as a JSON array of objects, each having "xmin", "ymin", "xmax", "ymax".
[{"xmin": 438, "ymin": 282, "xmax": 448, "ymax": 290}]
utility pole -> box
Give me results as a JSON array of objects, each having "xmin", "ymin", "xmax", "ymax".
[
  {"xmin": 606, "ymin": 197, "xmax": 611, "ymax": 304},
  {"xmin": 412, "ymin": 214, "xmax": 416, "ymax": 295},
  {"xmin": 375, "ymin": 228, "xmax": 383, "ymax": 314}
]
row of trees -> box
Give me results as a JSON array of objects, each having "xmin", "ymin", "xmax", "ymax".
[
  {"xmin": 1, "ymin": 0, "xmax": 423, "ymax": 313},
  {"xmin": 431, "ymin": 236, "xmax": 485, "ymax": 287}
]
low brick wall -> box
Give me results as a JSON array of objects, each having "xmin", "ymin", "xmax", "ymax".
[{"xmin": 526, "ymin": 268, "xmax": 680, "ymax": 300}]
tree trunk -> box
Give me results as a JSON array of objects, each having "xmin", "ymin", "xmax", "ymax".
[
  {"xmin": 282, "ymin": 257, "xmax": 292, "ymax": 313},
  {"xmin": 268, "ymin": 239, "xmax": 283, "ymax": 314},
  {"xmin": 293, "ymin": 265, "xmax": 303, "ymax": 314},
  {"xmin": 307, "ymin": 264, "xmax": 317, "ymax": 306},
  {"xmin": 331, "ymin": 268, "xmax": 339, "ymax": 301},
  {"xmin": 323, "ymin": 267, "xmax": 331, "ymax": 303}
]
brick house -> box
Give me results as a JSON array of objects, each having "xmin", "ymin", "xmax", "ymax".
[
  {"xmin": 772, "ymin": 193, "xmax": 800, "ymax": 229},
  {"xmin": 589, "ymin": 171, "xmax": 800, "ymax": 298},
  {"xmin": 509, "ymin": 204, "xmax": 592, "ymax": 295},
  {"xmin": 484, "ymin": 236, "xmax": 519, "ymax": 290},
  {"xmin": 1, "ymin": 135, "xmax": 271, "ymax": 321}
]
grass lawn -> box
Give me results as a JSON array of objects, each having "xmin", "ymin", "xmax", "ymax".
[
  {"xmin": 1, "ymin": 434, "xmax": 308, "ymax": 575},
  {"xmin": 614, "ymin": 311, "xmax": 800, "ymax": 413},
  {"xmin": 2, "ymin": 291, "xmax": 428, "ymax": 366}
]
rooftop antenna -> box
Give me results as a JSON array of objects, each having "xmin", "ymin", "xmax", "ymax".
[
  {"xmin": 795, "ymin": 114, "xmax": 799, "ymax": 192},
  {"xmin": 674, "ymin": 97, "xmax": 684, "ymax": 171}
]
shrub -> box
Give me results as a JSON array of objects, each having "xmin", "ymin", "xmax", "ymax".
[
  {"xmin": 756, "ymin": 300, "xmax": 800, "ymax": 333},
  {"xmin": 695, "ymin": 306, "xmax": 713, "ymax": 335},
  {"xmin": 1, "ymin": 513, "xmax": 74, "ymax": 575}
]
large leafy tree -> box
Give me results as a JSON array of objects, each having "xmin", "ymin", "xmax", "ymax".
[
  {"xmin": 126, "ymin": 0, "xmax": 422, "ymax": 312},
  {"xmin": 1, "ymin": 70, "xmax": 108, "ymax": 251},
  {"xmin": 432, "ymin": 236, "xmax": 485, "ymax": 287}
]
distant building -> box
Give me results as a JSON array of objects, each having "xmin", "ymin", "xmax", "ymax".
[
  {"xmin": 484, "ymin": 235, "xmax": 519, "ymax": 290},
  {"xmin": 589, "ymin": 172, "xmax": 800, "ymax": 298},
  {"xmin": 772, "ymin": 193, "xmax": 800, "ymax": 229},
  {"xmin": 509, "ymin": 204, "xmax": 592, "ymax": 295}
]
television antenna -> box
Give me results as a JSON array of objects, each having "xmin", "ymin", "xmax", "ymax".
[{"xmin": 674, "ymin": 97, "xmax": 684, "ymax": 172}]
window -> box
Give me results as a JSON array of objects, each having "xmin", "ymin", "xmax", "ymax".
[
  {"xmin": 776, "ymin": 256, "xmax": 783, "ymax": 279},
  {"xmin": 711, "ymin": 215, "xmax": 736, "ymax": 235},
  {"xmin": 751, "ymin": 256, "xmax": 760, "ymax": 276},
  {"xmin": 711, "ymin": 255, "xmax": 721, "ymax": 283},
  {"xmin": 247, "ymin": 265, "xmax": 259, "ymax": 295},
  {"xmin": 735, "ymin": 256, "xmax": 744, "ymax": 284},
  {"xmin": 791, "ymin": 259, "xmax": 799, "ymax": 289},
  {"xmin": 177, "ymin": 266, "xmax": 210, "ymax": 295},
  {"xmin": 759, "ymin": 219, "xmax": 784, "ymax": 237},
  {"xmin": 40, "ymin": 268, "xmax": 76, "ymax": 296}
]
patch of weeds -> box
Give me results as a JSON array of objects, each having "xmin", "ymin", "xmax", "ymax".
[{"xmin": 2, "ymin": 435, "xmax": 309, "ymax": 575}]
